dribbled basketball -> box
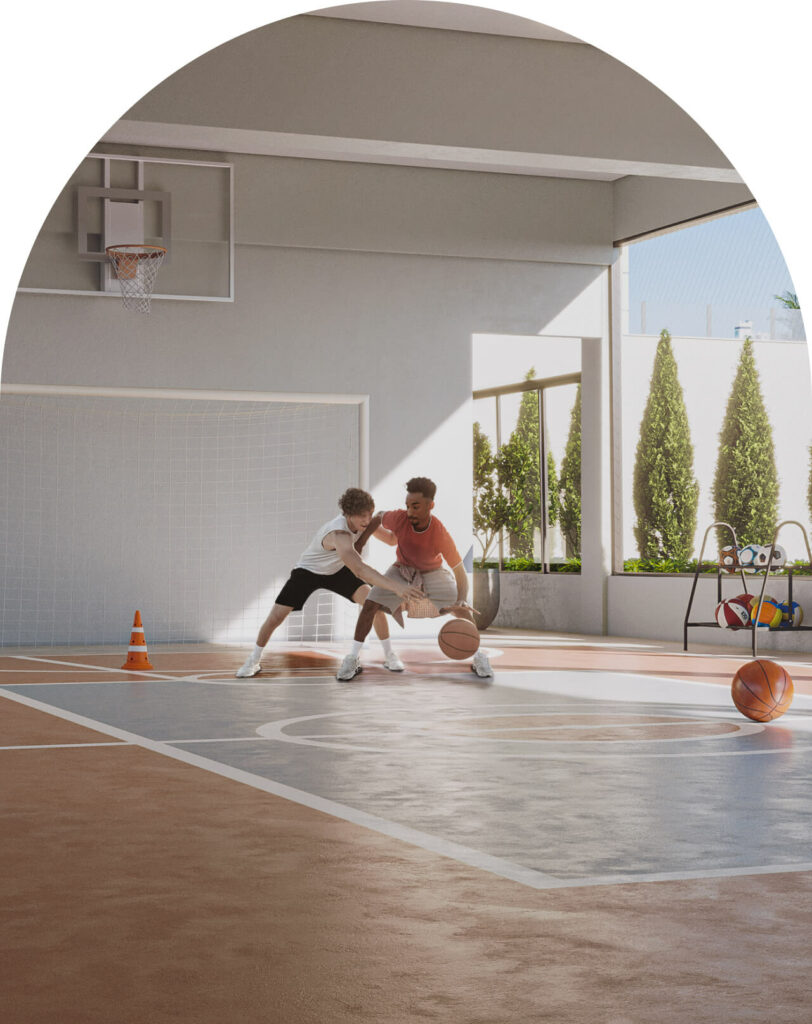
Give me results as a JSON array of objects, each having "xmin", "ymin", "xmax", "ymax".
[
  {"xmin": 731, "ymin": 659, "xmax": 794, "ymax": 722},
  {"xmin": 438, "ymin": 618, "xmax": 481, "ymax": 660}
]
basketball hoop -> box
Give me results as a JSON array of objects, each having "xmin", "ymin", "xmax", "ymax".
[{"xmin": 106, "ymin": 244, "xmax": 167, "ymax": 313}]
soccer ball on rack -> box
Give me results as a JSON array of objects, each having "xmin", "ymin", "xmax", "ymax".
[
  {"xmin": 738, "ymin": 545, "xmax": 761, "ymax": 573},
  {"xmin": 719, "ymin": 545, "xmax": 739, "ymax": 572}
]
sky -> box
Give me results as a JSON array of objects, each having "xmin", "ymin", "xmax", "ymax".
[{"xmin": 628, "ymin": 207, "xmax": 803, "ymax": 340}]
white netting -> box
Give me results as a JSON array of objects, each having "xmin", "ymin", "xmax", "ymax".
[
  {"xmin": 0, "ymin": 394, "xmax": 361, "ymax": 646},
  {"xmin": 106, "ymin": 245, "xmax": 166, "ymax": 313}
]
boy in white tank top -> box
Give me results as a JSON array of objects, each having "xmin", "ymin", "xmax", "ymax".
[{"xmin": 235, "ymin": 488, "xmax": 422, "ymax": 677}]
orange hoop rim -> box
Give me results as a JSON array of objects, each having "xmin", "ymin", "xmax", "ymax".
[{"xmin": 106, "ymin": 244, "xmax": 167, "ymax": 260}]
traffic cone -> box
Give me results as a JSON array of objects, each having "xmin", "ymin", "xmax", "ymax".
[{"xmin": 121, "ymin": 610, "xmax": 154, "ymax": 670}]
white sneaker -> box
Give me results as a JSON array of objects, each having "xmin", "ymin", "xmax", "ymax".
[
  {"xmin": 235, "ymin": 655, "xmax": 261, "ymax": 678},
  {"xmin": 471, "ymin": 650, "xmax": 493, "ymax": 678},
  {"xmin": 336, "ymin": 654, "xmax": 362, "ymax": 681},
  {"xmin": 383, "ymin": 650, "xmax": 405, "ymax": 672}
]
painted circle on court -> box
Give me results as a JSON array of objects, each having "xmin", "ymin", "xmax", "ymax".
[{"xmin": 257, "ymin": 704, "xmax": 766, "ymax": 757}]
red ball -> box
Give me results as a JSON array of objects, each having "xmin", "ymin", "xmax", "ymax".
[
  {"xmin": 438, "ymin": 618, "xmax": 480, "ymax": 660},
  {"xmin": 715, "ymin": 598, "xmax": 750, "ymax": 629},
  {"xmin": 731, "ymin": 660, "xmax": 794, "ymax": 721}
]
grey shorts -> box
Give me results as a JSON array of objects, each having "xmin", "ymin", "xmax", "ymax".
[{"xmin": 368, "ymin": 564, "xmax": 458, "ymax": 616}]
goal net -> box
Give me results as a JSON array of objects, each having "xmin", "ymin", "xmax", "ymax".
[{"xmin": 0, "ymin": 390, "xmax": 362, "ymax": 647}]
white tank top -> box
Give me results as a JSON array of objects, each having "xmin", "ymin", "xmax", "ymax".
[{"xmin": 295, "ymin": 515, "xmax": 360, "ymax": 575}]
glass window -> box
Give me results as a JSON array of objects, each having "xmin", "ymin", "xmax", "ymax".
[{"xmin": 619, "ymin": 207, "xmax": 810, "ymax": 571}]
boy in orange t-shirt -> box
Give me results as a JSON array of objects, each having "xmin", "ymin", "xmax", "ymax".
[{"xmin": 336, "ymin": 477, "xmax": 493, "ymax": 680}]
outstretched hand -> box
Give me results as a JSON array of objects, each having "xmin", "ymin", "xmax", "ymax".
[
  {"xmin": 396, "ymin": 582, "xmax": 425, "ymax": 603},
  {"xmin": 439, "ymin": 601, "xmax": 479, "ymax": 617}
]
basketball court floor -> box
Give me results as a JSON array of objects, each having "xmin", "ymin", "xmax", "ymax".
[{"xmin": 3, "ymin": 629, "xmax": 811, "ymax": 1022}]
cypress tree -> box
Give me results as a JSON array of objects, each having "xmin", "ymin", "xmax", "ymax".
[
  {"xmin": 713, "ymin": 337, "xmax": 779, "ymax": 548},
  {"xmin": 507, "ymin": 369, "xmax": 540, "ymax": 558},
  {"xmin": 473, "ymin": 421, "xmax": 533, "ymax": 566},
  {"xmin": 633, "ymin": 330, "xmax": 699, "ymax": 560},
  {"xmin": 559, "ymin": 385, "xmax": 582, "ymax": 557}
]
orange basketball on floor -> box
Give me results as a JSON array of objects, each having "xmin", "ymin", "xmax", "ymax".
[
  {"xmin": 731, "ymin": 660, "xmax": 794, "ymax": 721},
  {"xmin": 438, "ymin": 618, "xmax": 480, "ymax": 660}
]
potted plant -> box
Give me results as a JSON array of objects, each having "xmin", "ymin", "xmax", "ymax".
[{"xmin": 472, "ymin": 422, "xmax": 533, "ymax": 629}]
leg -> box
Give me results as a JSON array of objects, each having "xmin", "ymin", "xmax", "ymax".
[
  {"xmin": 257, "ymin": 603, "xmax": 293, "ymax": 646},
  {"xmin": 426, "ymin": 570, "xmax": 493, "ymax": 680},
  {"xmin": 235, "ymin": 603, "xmax": 293, "ymax": 677},
  {"xmin": 337, "ymin": 597, "xmax": 387, "ymax": 680},
  {"xmin": 349, "ymin": 585, "xmax": 403, "ymax": 673},
  {"xmin": 354, "ymin": 599, "xmax": 383, "ymax": 642},
  {"xmin": 350, "ymin": 584, "xmax": 390, "ymax": 641}
]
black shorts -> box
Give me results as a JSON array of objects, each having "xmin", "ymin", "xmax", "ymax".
[{"xmin": 275, "ymin": 565, "xmax": 367, "ymax": 611}]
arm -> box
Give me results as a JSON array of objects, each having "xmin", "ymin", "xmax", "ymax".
[
  {"xmin": 354, "ymin": 514, "xmax": 382, "ymax": 552},
  {"xmin": 329, "ymin": 532, "xmax": 423, "ymax": 601},
  {"xmin": 374, "ymin": 526, "xmax": 398, "ymax": 547},
  {"xmin": 451, "ymin": 561, "xmax": 469, "ymax": 604}
]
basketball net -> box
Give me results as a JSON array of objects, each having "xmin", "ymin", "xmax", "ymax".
[{"xmin": 106, "ymin": 244, "xmax": 167, "ymax": 313}]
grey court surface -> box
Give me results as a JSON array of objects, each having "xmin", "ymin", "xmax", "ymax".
[{"xmin": 5, "ymin": 663, "xmax": 812, "ymax": 890}]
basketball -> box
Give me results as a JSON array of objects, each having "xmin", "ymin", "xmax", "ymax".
[
  {"xmin": 731, "ymin": 660, "xmax": 794, "ymax": 721},
  {"xmin": 438, "ymin": 618, "xmax": 481, "ymax": 660},
  {"xmin": 715, "ymin": 598, "xmax": 750, "ymax": 629}
]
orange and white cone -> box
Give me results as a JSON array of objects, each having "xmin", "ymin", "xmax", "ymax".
[{"xmin": 121, "ymin": 610, "xmax": 154, "ymax": 670}]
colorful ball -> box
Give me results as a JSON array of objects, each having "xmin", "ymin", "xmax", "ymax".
[
  {"xmin": 715, "ymin": 598, "xmax": 750, "ymax": 630},
  {"xmin": 779, "ymin": 601, "xmax": 804, "ymax": 629},
  {"xmin": 731, "ymin": 660, "xmax": 794, "ymax": 721},
  {"xmin": 749, "ymin": 598, "xmax": 782, "ymax": 629},
  {"xmin": 719, "ymin": 546, "xmax": 739, "ymax": 573}
]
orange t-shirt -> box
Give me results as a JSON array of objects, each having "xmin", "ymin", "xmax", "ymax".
[{"xmin": 381, "ymin": 510, "xmax": 461, "ymax": 573}]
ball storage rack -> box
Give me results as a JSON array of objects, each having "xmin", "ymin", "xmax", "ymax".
[{"xmin": 683, "ymin": 520, "xmax": 812, "ymax": 656}]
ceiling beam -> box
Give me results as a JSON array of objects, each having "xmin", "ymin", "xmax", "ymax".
[{"xmin": 103, "ymin": 121, "xmax": 743, "ymax": 184}]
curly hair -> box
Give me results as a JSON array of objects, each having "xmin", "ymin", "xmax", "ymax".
[
  {"xmin": 405, "ymin": 477, "xmax": 436, "ymax": 500},
  {"xmin": 338, "ymin": 487, "xmax": 375, "ymax": 516}
]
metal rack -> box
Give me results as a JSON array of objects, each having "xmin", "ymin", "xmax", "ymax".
[{"xmin": 683, "ymin": 520, "xmax": 812, "ymax": 656}]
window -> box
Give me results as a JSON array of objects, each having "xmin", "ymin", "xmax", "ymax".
[
  {"xmin": 472, "ymin": 335, "xmax": 581, "ymax": 572},
  {"xmin": 617, "ymin": 207, "xmax": 810, "ymax": 571}
]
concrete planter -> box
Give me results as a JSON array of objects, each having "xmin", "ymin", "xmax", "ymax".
[
  {"xmin": 472, "ymin": 568, "xmax": 500, "ymax": 630},
  {"xmin": 491, "ymin": 570, "xmax": 582, "ymax": 632}
]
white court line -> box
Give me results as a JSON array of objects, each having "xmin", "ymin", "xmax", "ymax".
[
  {"xmin": 11, "ymin": 655, "xmax": 179, "ymax": 682},
  {"xmin": 1, "ymin": 685, "xmax": 810, "ymax": 890}
]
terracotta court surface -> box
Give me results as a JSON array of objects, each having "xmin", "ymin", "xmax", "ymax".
[{"xmin": 2, "ymin": 631, "xmax": 811, "ymax": 1022}]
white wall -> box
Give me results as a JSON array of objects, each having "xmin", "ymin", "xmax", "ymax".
[{"xmin": 3, "ymin": 146, "xmax": 609, "ymax": 642}]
